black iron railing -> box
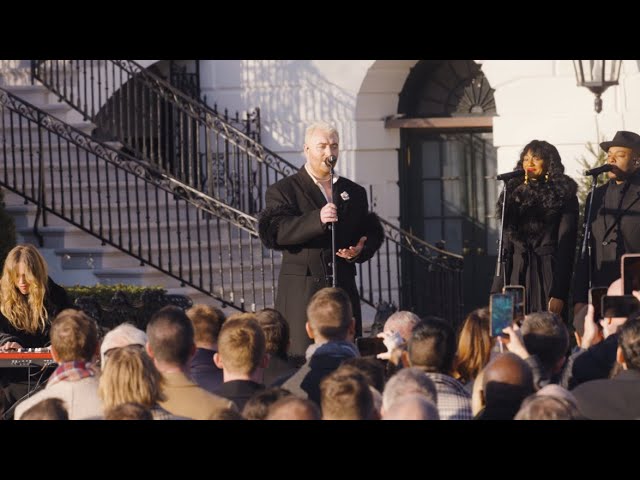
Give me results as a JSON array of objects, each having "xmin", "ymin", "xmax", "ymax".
[
  {"xmin": 31, "ymin": 60, "xmax": 290, "ymax": 216},
  {"xmin": 30, "ymin": 60, "xmax": 465, "ymax": 322},
  {"xmin": 0, "ymin": 87, "xmax": 278, "ymax": 312}
]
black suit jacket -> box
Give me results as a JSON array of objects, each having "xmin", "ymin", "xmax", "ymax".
[
  {"xmin": 572, "ymin": 369, "xmax": 640, "ymax": 420},
  {"xmin": 574, "ymin": 172, "xmax": 640, "ymax": 304},
  {"xmin": 259, "ymin": 168, "xmax": 383, "ymax": 356}
]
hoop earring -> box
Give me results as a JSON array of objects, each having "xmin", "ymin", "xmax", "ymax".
[
  {"xmin": 524, "ymin": 170, "xmax": 528, "ymax": 185},
  {"xmin": 545, "ymin": 171, "xmax": 550, "ymax": 182}
]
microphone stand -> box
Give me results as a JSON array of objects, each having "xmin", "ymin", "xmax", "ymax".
[
  {"xmin": 581, "ymin": 173, "xmax": 598, "ymax": 290},
  {"xmin": 495, "ymin": 180, "xmax": 508, "ymax": 279},
  {"xmin": 329, "ymin": 161, "xmax": 337, "ymax": 287}
]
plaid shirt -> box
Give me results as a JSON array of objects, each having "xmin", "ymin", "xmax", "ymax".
[
  {"xmin": 47, "ymin": 361, "xmax": 98, "ymax": 388},
  {"xmin": 426, "ymin": 372, "xmax": 473, "ymax": 420}
]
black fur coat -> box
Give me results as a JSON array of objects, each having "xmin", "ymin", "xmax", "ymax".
[
  {"xmin": 492, "ymin": 173, "xmax": 579, "ymax": 312},
  {"xmin": 498, "ymin": 173, "xmax": 578, "ymax": 244}
]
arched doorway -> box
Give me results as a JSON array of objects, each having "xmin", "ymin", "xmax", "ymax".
[{"xmin": 395, "ymin": 60, "xmax": 498, "ymax": 314}]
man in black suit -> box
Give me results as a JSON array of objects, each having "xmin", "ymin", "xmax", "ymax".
[
  {"xmin": 258, "ymin": 121, "xmax": 383, "ymax": 357},
  {"xmin": 574, "ymin": 130, "xmax": 640, "ymax": 322}
]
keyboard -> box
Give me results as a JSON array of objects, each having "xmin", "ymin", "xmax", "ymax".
[{"xmin": 0, "ymin": 351, "xmax": 55, "ymax": 368}]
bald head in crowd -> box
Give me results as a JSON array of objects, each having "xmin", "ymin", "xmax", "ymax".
[
  {"xmin": 479, "ymin": 352, "xmax": 535, "ymax": 419},
  {"xmin": 482, "ymin": 353, "xmax": 534, "ymax": 392}
]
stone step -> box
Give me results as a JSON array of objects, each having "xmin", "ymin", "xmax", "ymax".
[
  {"xmin": 17, "ymin": 222, "xmax": 261, "ymax": 253},
  {"xmin": 4, "ymin": 194, "xmax": 193, "ymax": 227},
  {"xmin": 54, "ymin": 244, "xmax": 279, "ymax": 270},
  {"xmin": 1, "ymin": 119, "xmax": 95, "ymax": 137},
  {"xmin": 1, "ymin": 102, "xmax": 75, "ymax": 123},
  {"xmin": 0, "ymin": 141, "xmax": 123, "ymax": 171},
  {"xmin": 2, "ymin": 85, "xmax": 52, "ymax": 104}
]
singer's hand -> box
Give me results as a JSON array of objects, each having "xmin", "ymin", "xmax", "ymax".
[
  {"xmin": 548, "ymin": 297, "xmax": 564, "ymax": 315},
  {"xmin": 320, "ymin": 203, "xmax": 338, "ymax": 224},
  {"xmin": 337, "ymin": 236, "xmax": 367, "ymax": 260}
]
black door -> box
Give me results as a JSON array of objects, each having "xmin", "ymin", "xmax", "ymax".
[{"xmin": 400, "ymin": 130, "xmax": 499, "ymax": 315}]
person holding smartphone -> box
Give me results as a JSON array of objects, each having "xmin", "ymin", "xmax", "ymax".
[
  {"xmin": 574, "ymin": 131, "xmax": 640, "ymax": 320},
  {"xmin": 492, "ymin": 140, "xmax": 579, "ymax": 316}
]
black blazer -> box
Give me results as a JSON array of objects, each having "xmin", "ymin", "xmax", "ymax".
[
  {"xmin": 259, "ymin": 168, "xmax": 383, "ymax": 356},
  {"xmin": 572, "ymin": 369, "xmax": 640, "ymax": 420},
  {"xmin": 573, "ymin": 172, "xmax": 640, "ymax": 304}
]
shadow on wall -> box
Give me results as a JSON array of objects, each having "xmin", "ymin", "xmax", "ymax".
[{"xmin": 235, "ymin": 60, "xmax": 356, "ymax": 162}]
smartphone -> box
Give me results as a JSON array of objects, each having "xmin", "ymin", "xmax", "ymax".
[
  {"xmin": 588, "ymin": 286, "xmax": 608, "ymax": 323},
  {"xmin": 601, "ymin": 295, "xmax": 640, "ymax": 319},
  {"xmin": 355, "ymin": 337, "xmax": 387, "ymax": 357},
  {"xmin": 622, "ymin": 254, "xmax": 640, "ymax": 295},
  {"xmin": 503, "ymin": 285, "xmax": 525, "ymax": 325},
  {"xmin": 490, "ymin": 293, "xmax": 514, "ymax": 337}
]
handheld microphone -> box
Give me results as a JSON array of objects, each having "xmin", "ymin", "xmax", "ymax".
[
  {"xmin": 325, "ymin": 155, "xmax": 337, "ymax": 168},
  {"xmin": 496, "ymin": 170, "xmax": 525, "ymax": 181},
  {"xmin": 584, "ymin": 164, "xmax": 613, "ymax": 176}
]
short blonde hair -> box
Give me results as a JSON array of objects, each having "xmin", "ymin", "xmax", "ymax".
[
  {"xmin": 51, "ymin": 309, "xmax": 98, "ymax": 362},
  {"xmin": 304, "ymin": 121, "xmax": 339, "ymax": 145},
  {"xmin": 217, "ymin": 315, "xmax": 265, "ymax": 376},
  {"xmin": 187, "ymin": 304, "xmax": 225, "ymax": 344},
  {"xmin": 306, "ymin": 287, "xmax": 353, "ymax": 340}
]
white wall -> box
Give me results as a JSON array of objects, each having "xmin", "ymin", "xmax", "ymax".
[
  {"xmin": 199, "ymin": 60, "xmax": 417, "ymax": 223},
  {"xmin": 200, "ymin": 59, "xmax": 640, "ymax": 221},
  {"xmin": 482, "ymin": 60, "xmax": 640, "ymax": 178}
]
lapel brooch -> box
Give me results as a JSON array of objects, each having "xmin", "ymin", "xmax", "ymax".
[{"xmin": 340, "ymin": 191, "xmax": 350, "ymax": 201}]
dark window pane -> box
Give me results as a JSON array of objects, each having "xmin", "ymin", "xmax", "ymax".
[
  {"xmin": 422, "ymin": 180, "xmax": 442, "ymax": 217},
  {"xmin": 421, "ymin": 141, "xmax": 441, "ymax": 178},
  {"xmin": 424, "ymin": 219, "xmax": 443, "ymax": 245},
  {"xmin": 444, "ymin": 219, "xmax": 463, "ymax": 254}
]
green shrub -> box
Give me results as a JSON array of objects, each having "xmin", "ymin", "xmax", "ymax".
[
  {"xmin": 66, "ymin": 283, "xmax": 165, "ymax": 304},
  {"xmin": 66, "ymin": 283, "xmax": 192, "ymax": 331}
]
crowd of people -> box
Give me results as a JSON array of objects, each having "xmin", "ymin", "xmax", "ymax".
[{"xmin": 1, "ymin": 122, "xmax": 640, "ymax": 420}]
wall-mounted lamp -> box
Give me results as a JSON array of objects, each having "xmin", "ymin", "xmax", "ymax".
[{"xmin": 573, "ymin": 60, "xmax": 622, "ymax": 113}]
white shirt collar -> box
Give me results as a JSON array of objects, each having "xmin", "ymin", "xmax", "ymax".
[{"xmin": 304, "ymin": 162, "xmax": 339, "ymax": 186}]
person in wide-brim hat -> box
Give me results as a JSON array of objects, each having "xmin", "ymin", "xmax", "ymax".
[
  {"xmin": 572, "ymin": 129, "xmax": 640, "ymax": 335},
  {"xmin": 600, "ymin": 130, "xmax": 640, "ymax": 182},
  {"xmin": 600, "ymin": 130, "xmax": 640, "ymax": 154}
]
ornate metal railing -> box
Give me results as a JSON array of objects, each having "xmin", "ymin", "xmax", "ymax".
[
  {"xmin": 0, "ymin": 87, "xmax": 278, "ymax": 311},
  {"xmin": 30, "ymin": 60, "xmax": 465, "ymax": 322},
  {"xmin": 359, "ymin": 218, "xmax": 464, "ymax": 325},
  {"xmin": 31, "ymin": 59, "xmax": 292, "ymax": 216}
]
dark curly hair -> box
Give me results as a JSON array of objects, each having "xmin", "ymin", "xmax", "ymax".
[{"xmin": 496, "ymin": 140, "xmax": 577, "ymax": 243}]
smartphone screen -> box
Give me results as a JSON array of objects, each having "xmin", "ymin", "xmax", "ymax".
[
  {"xmin": 589, "ymin": 286, "xmax": 608, "ymax": 323},
  {"xmin": 622, "ymin": 254, "xmax": 640, "ymax": 295},
  {"xmin": 490, "ymin": 293, "xmax": 514, "ymax": 337},
  {"xmin": 355, "ymin": 337, "xmax": 387, "ymax": 357},
  {"xmin": 601, "ymin": 295, "xmax": 640, "ymax": 319},
  {"xmin": 503, "ymin": 285, "xmax": 525, "ymax": 324}
]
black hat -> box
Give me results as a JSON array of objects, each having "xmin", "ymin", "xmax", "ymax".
[{"xmin": 600, "ymin": 130, "xmax": 640, "ymax": 153}]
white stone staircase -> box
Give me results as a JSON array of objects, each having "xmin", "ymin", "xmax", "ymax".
[{"xmin": 0, "ymin": 81, "xmax": 277, "ymax": 311}]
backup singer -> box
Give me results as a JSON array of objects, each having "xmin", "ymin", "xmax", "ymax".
[{"xmin": 492, "ymin": 140, "xmax": 578, "ymax": 316}]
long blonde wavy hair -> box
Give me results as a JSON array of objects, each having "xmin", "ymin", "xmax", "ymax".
[{"xmin": 0, "ymin": 244, "xmax": 49, "ymax": 333}]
